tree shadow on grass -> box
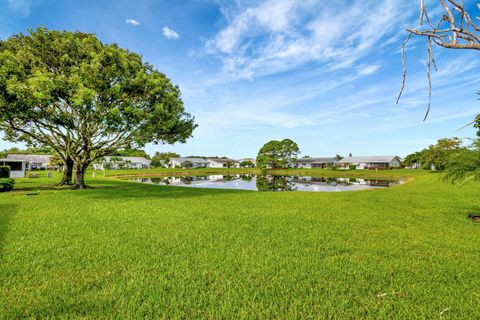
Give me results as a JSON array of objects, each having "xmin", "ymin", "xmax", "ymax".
[{"xmin": 0, "ymin": 204, "xmax": 16, "ymax": 255}]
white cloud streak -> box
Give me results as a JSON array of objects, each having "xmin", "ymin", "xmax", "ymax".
[
  {"xmin": 162, "ymin": 26, "xmax": 179, "ymax": 39},
  {"xmin": 205, "ymin": 0, "xmax": 415, "ymax": 80},
  {"xmin": 125, "ymin": 19, "xmax": 140, "ymax": 26}
]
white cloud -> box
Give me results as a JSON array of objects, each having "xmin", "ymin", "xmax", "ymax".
[
  {"xmin": 206, "ymin": 0, "xmax": 415, "ymax": 80},
  {"xmin": 125, "ymin": 19, "xmax": 140, "ymax": 26},
  {"xmin": 6, "ymin": 0, "xmax": 36, "ymax": 16},
  {"xmin": 162, "ymin": 26, "xmax": 179, "ymax": 39},
  {"xmin": 357, "ymin": 65, "xmax": 381, "ymax": 76}
]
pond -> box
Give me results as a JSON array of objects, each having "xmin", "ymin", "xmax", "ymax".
[{"xmin": 127, "ymin": 174, "xmax": 404, "ymax": 192}]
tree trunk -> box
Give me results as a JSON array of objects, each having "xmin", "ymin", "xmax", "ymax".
[
  {"xmin": 73, "ymin": 162, "xmax": 90, "ymax": 189},
  {"xmin": 58, "ymin": 156, "xmax": 74, "ymax": 186}
]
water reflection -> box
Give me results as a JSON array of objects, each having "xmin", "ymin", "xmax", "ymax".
[{"xmin": 129, "ymin": 174, "xmax": 403, "ymax": 192}]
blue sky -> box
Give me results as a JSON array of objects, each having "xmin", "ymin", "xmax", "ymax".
[{"xmin": 0, "ymin": 0, "xmax": 479, "ymax": 158}]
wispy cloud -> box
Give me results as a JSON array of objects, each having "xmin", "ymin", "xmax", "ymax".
[
  {"xmin": 125, "ymin": 19, "xmax": 140, "ymax": 26},
  {"xmin": 5, "ymin": 0, "xmax": 37, "ymax": 16},
  {"xmin": 162, "ymin": 26, "xmax": 179, "ymax": 39},
  {"xmin": 205, "ymin": 0, "xmax": 415, "ymax": 80}
]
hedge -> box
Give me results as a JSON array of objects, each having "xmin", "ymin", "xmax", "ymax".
[
  {"xmin": 0, "ymin": 178, "xmax": 15, "ymax": 192},
  {"xmin": 0, "ymin": 166, "xmax": 10, "ymax": 178}
]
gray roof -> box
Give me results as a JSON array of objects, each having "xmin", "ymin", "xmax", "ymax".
[
  {"xmin": 0, "ymin": 158, "xmax": 26, "ymax": 162},
  {"xmin": 170, "ymin": 157, "xmax": 210, "ymax": 164},
  {"xmin": 207, "ymin": 158, "xmax": 239, "ymax": 163},
  {"xmin": 104, "ymin": 156, "xmax": 151, "ymax": 164},
  {"xmin": 7, "ymin": 154, "xmax": 51, "ymax": 163},
  {"xmin": 297, "ymin": 157, "xmax": 338, "ymax": 163},
  {"xmin": 338, "ymin": 156, "xmax": 401, "ymax": 163}
]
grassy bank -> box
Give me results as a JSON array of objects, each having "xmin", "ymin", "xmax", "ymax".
[{"xmin": 1, "ymin": 169, "xmax": 479, "ymax": 318}]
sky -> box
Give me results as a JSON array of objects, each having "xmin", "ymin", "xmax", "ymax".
[{"xmin": 0, "ymin": 0, "xmax": 479, "ymax": 159}]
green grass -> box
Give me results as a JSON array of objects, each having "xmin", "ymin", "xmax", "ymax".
[{"xmin": 1, "ymin": 169, "xmax": 479, "ymax": 318}]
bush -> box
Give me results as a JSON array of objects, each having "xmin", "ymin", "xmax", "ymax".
[
  {"xmin": 0, "ymin": 178, "xmax": 15, "ymax": 192},
  {"xmin": 0, "ymin": 166, "xmax": 10, "ymax": 178}
]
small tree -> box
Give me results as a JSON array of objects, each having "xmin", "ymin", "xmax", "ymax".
[
  {"xmin": 182, "ymin": 160, "xmax": 193, "ymax": 169},
  {"xmin": 256, "ymin": 139, "xmax": 300, "ymax": 170},
  {"xmin": 240, "ymin": 160, "xmax": 254, "ymax": 168}
]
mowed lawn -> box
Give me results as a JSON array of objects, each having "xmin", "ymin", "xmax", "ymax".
[{"xmin": 0, "ymin": 169, "xmax": 479, "ymax": 319}]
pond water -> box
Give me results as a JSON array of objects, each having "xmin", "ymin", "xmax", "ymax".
[{"xmin": 128, "ymin": 174, "xmax": 404, "ymax": 192}]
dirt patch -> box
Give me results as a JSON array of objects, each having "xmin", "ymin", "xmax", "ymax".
[{"xmin": 467, "ymin": 214, "xmax": 480, "ymax": 222}]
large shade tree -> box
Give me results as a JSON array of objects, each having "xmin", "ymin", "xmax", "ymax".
[
  {"xmin": 0, "ymin": 28, "xmax": 196, "ymax": 188},
  {"xmin": 256, "ymin": 139, "xmax": 300, "ymax": 170}
]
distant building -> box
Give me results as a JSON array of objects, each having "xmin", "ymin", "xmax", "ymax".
[
  {"xmin": 93, "ymin": 156, "xmax": 151, "ymax": 170},
  {"xmin": 207, "ymin": 158, "xmax": 240, "ymax": 168},
  {"xmin": 6, "ymin": 154, "xmax": 52, "ymax": 170},
  {"xmin": 0, "ymin": 158, "xmax": 27, "ymax": 178},
  {"xmin": 296, "ymin": 157, "xmax": 338, "ymax": 169},
  {"xmin": 169, "ymin": 157, "xmax": 210, "ymax": 168},
  {"xmin": 168, "ymin": 157, "xmax": 240, "ymax": 168},
  {"xmin": 338, "ymin": 156, "xmax": 402, "ymax": 170}
]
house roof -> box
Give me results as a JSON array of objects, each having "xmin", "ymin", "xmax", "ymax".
[
  {"xmin": 297, "ymin": 157, "xmax": 338, "ymax": 163},
  {"xmin": 239, "ymin": 158, "xmax": 256, "ymax": 162},
  {"xmin": 7, "ymin": 154, "xmax": 51, "ymax": 163},
  {"xmin": 207, "ymin": 158, "xmax": 239, "ymax": 163},
  {"xmin": 0, "ymin": 158, "xmax": 26, "ymax": 162},
  {"xmin": 338, "ymin": 156, "xmax": 400, "ymax": 163},
  {"xmin": 104, "ymin": 156, "xmax": 151, "ymax": 163},
  {"xmin": 170, "ymin": 157, "xmax": 210, "ymax": 164}
]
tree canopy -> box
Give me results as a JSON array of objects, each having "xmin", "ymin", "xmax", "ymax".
[
  {"xmin": 256, "ymin": 139, "xmax": 299, "ymax": 170},
  {"xmin": 0, "ymin": 28, "xmax": 196, "ymax": 188}
]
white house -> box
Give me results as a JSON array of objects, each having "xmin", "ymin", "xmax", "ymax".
[
  {"xmin": 338, "ymin": 156, "xmax": 402, "ymax": 170},
  {"xmin": 168, "ymin": 157, "xmax": 211, "ymax": 168},
  {"xmin": 296, "ymin": 157, "xmax": 338, "ymax": 169},
  {"xmin": 93, "ymin": 156, "xmax": 151, "ymax": 170},
  {"xmin": 0, "ymin": 159, "xmax": 27, "ymax": 178},
  {"xmin": 207, "ymin": 158, "xmax": 240, "ymax": 168},
  {"xmin": 7, "ymin": 154, "xmax": 52, "ymax": 170}
]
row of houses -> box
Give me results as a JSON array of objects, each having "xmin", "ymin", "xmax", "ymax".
[
  {"xmin": 296, "ymin": 156, "xmax": 402, "ymax": 170},
  {"xmin": 0, "ymin": 153, "xmax": 402, "ymax": 178}
]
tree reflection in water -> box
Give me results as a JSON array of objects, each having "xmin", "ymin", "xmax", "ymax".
[{"xmin": 256, "ymin": 175, "xmax": 296, "ymax": 192}]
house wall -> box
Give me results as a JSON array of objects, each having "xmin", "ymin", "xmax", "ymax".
[
  {"xmin": 208, "ymin": 161, "xmax": 224, "ymax": 168},
  {"xmin": 297, "ymin": 162, "xmax": 312, "ymax": 169},
  {"xmin": 1, "ymin": 161, "xmax": 26, "ymax": 178}
]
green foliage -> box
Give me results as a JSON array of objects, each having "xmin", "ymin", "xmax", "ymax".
[
  {"xmin": 419, "ymin": 137, "xmax": 463, "ymax": 170},
  {"xmin": 0, "ymin": 166, "xmax": 10, "ymax": 178},
  {"xmin": 151, "ymin": 152, "xmax": 180, "ymax": 167},
  {"xmin": 0, "ymin": 27, "xmax": 196, "ymax": 188},
  {"xmin": 181, "ymin": 160, "xmax": 193, "ymax": 169},
  {"xmin": 0, "ymin": 177, "xmax": 14, "ymax": 191},
  {"xmin": 403, "ymin": 151, "xmax": 423, "ymax": 168},
  {"xmin": 239, "ymin": 160, "xmax": 254, "ymax": 168},
  {"xmin": 115, "ymin": 149, "xmax": 150, "ymax": 159},
  {"xmin": 256, "ymin": 139, "xmax": 300, "ymax": 170},
  {"xmin": 474, "ymin": 114, "xmax": 480, "ymax": 138},
  {"xmin": 443, "ymin": 148, "xmax": 480, "ymax": 185}
]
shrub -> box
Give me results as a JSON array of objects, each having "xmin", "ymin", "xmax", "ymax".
[
  {"xmin": 0, "ymin": 178, "xmax": 15, "ymax": 192},
  {"xmin": 0, "ymin": 166, "xmax": 10, "ymax": 178}
]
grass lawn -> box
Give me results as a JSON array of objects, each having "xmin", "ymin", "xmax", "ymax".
[{"xmin": 1, "ymin": 169, "xmax": 479, "ymax": 318}]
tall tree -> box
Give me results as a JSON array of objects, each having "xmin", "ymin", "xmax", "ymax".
[
  {"xmin": 256, "ymin": 139, "xmax": 300, "ymax": 170},
  {"xmin": 0, "ymin": 28, "xmax": 196, "ymax": 188}
]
